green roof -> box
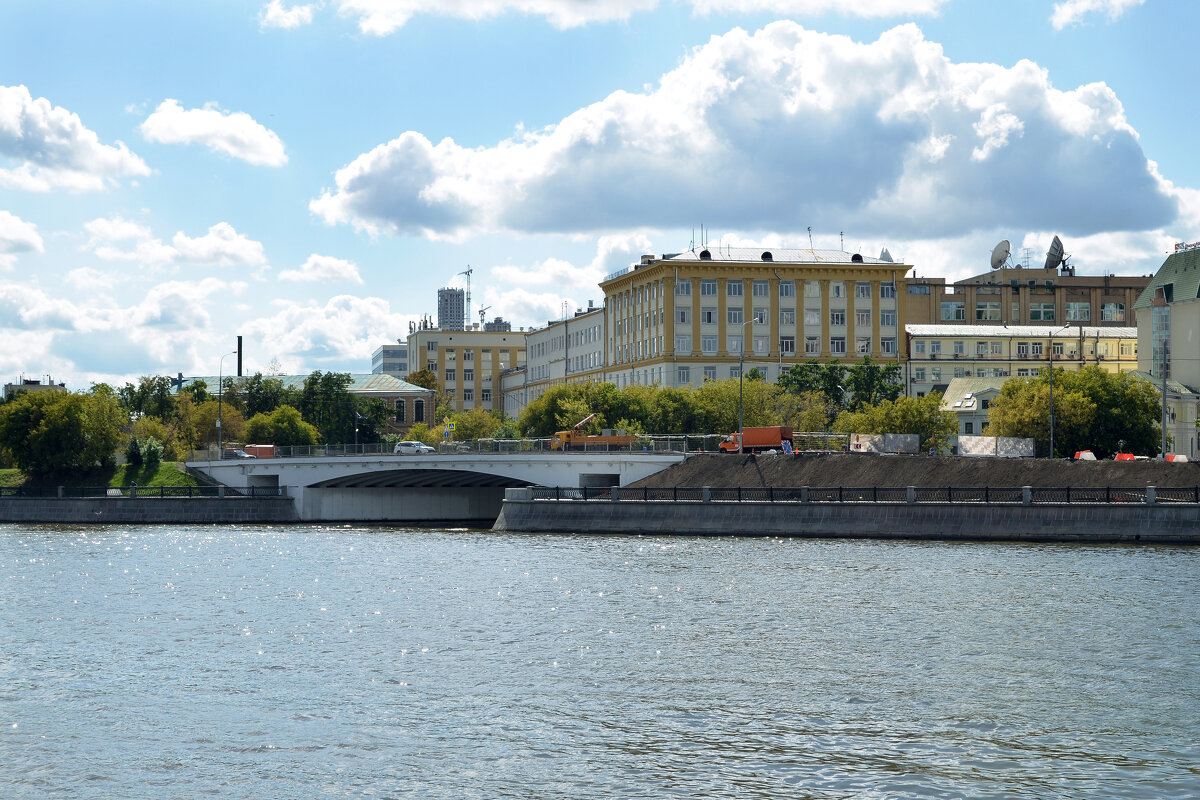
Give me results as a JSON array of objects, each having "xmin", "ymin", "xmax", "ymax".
[
  {"xmin": 182, "ymin": 372, "xmax": 433, "ymax": 395},
  {"xmin": 1132, "ymin": 248, "xmax": 1200, "ymax": 309}
]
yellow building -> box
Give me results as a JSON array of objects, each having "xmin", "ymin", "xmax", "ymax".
[
  {"xmin": 406, "ymin": 328, "xmax": 526, "ymax": 414},
  {"xmin": 906, "ymin": 324, "xmax": 1138, "ymax": 397},
  {"xmin": 599, "ymin": 247, "xmax": 912, "ymax": 387}
]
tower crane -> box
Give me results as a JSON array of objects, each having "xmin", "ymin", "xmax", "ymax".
[
  {"xmin": 457, "ymin": 266, "xmax": 473, "ymax": 315},
  {"xmin": 478, "ymin": 305, "xmax": 491, "ymax": 327}
]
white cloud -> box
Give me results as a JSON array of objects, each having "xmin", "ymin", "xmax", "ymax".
[
  {"xmin": 0, "ymin": 85, "xmax": 150, "ymax": 192},
  {"xmin": 140, "ymin": 99, "xmax": 287, "ymax": 167},
  {"xmin": 312, "ymin": 22, "xmax": 1177, "ymax": 244},
  {"xmin": 82, "ymin": 217, "xmax": 268, "ymax": 268},
  {"xmin": 0, "ymin": 210, "xmax": 43, "ymax": 270},
  {"xmin": 240, "ymin": 294, "xmax": 410, "ymax": 366},
  {"xmin": 260, "ymin": 0, "xmax": 317, "ymax": 29},
  {"xmin": 1051, "ymin": 0, "xmax": 1144, "ymax": 30},
  {"xmin": 331, "ymin": 0, "xmax": 947, "ymax": 34},
  {"xmin": 278, "ymin": 254, "xmax": 364, "ymax": 283}
]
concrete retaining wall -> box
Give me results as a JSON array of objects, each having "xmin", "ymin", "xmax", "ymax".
[
  {"xmin": 493, "ymin": 489, "xmax": 1200, "ymax": 543},
  {"xmin": 0, "ymin": 497, "xmax": 299, "ymax": 524}
]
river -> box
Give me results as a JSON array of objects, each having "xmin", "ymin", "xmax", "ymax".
[{"xmin": 1, "ymin": 524, "xmax": 1197, "ymax": 798}]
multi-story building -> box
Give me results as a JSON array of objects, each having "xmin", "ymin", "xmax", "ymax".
[
  {"xmin": 406, "ymin": 328, "xmax": 525, "ymax": 414},
  {"xmin": 599, "ymin": 247, "xmax": 912, "ymax": 388},
  {"xmin": 1133, "ymin": 242, "xmax": 1200, "ymax": 458},
  {"xmin": 510, "ymin": 304, "xmax": 606, "ymax": 415},
  {"xmin": 906, "ymin": 324, "xmax": 1138, "ymax": 397},
  {"xmin": 906, "ymin": 267, "xmax": 1151, "ymax": 329},
  {"xmin": 939, "ymin": 377, "xmax": 1004, "ymax": 438},
  {"xmin": 437, "ymin": 287, "xmax": 466, "ymax": 331},
  {"xmin": 370, "ymin": 342, "xmax": 408, "ymax": 377},
  {"xmin": 3, "ymin": 375, "xmax": 67, "ymax": 400}
]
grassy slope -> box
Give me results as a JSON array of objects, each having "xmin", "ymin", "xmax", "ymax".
[{"xmin": 0, "ymin": 462, "xmax": 200, "ymax": 489}]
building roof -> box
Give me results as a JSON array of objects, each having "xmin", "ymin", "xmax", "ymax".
[
  {"xmin": 940, "ymin": 377, "xmax": 1004, "ymax": 411},
  {"xmin": 602, "ymin": 246, "xmax": 905, "ymax": 282},
  {"xmin": 1126, "ymin": 370, "xmax": 1197, "ymax": 395},
  {"xmin": 906, "ymin": 324, "xmax": 1137, "ymax": 338},
  {"xmin": 183, "ymin": 372, "xmax": 433, "ymax": 395},
  {"xmin": 1133, "ymin": 247, "xmax": 1200, "ymax": 310}
]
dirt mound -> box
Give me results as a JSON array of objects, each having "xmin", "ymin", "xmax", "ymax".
[{"xmin": 630, "ymin": 453, "xmax": 1200, "ymax": 489}]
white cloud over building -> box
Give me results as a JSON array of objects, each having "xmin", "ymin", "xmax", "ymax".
[{"xmin": 141, "ymin": 99, "xmax": 288, "ymax": 167}]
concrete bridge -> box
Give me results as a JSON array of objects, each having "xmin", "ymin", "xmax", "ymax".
[{"xmin": 188, "ymin": 452, "xmax": 686, "ymax": 523}]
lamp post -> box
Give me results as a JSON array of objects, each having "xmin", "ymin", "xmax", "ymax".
[
  {"xmin": 1048, "ymin": 323, "xmax": 1070, "ymax": 458},
  {"xmin": 738, "ymin": 320, "xmax": 749, "ymax": 453},
  {"xmin": 217, "ymin": 349, "xmax": 237, "ymax": 457}
]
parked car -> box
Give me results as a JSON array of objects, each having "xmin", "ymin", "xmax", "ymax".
[
  {"xmin": 394, "ymin": 441, "xmax": 435, "ymax": 455},
  {"xmin": 223, "ymin": 449, "xmax": 257, "ymax": 459}
]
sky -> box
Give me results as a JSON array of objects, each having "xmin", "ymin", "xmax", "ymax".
[{"xmin": 2, "ymin": 0, "xmax": 1197, "ymax": 390}]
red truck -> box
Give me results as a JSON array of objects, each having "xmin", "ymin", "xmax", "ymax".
[{"xmin": 719, "ymin": 426, "xmax": 794, "ymax": 454}]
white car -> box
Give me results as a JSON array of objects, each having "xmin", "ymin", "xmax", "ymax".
[{"xmin": 394, "ymin": 441, "xmax": 435, "ymax": 455}]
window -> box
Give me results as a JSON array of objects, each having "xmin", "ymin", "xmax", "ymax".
[
  {"xmin": 880, "ymin": 310, "xmax": 896, "ymax": 327},
  {"xmin": 701, "ymin": 335, "xmax": 718, "ymax": 354},
  {"xmin": 856, "ymin": 336, "xmax": 871, "ymax": 355},
  {"xmin": 463, "ymin": 389, "xmax": 474, "ymax": 402},
  {"xmin": 941, "ymin": 302, "xmax": 966, "ymax": 321},
  {"xmin": 1098, "ymin": 342, "xmax": 1110, "ymax": 357},
  {"xmin": 481, "ymin": 388, "xmax": 491, "ymax": 402},
  {"xmin": 414, "ymin": 399, "xmax": 425, "ymax": 423},
  {"xmin": 991, "ymin": 342, "xmax": 1002, "ymax": 355},
  {"xmin": 805, "ymin": 336, "xmax": 820, "ymax": 355},
  {"xmin": 975, "ymin": 302, "xmax": 1001, "ymax": 321},
  {"xmin": 727, "ymin": 308, "xmax": 743, "ymax": 325},
  {"xmin": 753, "ymin": 280, "xmax": 769, "ymax": 297},
  {"xmin": 700, "ymin": 279, "xmax": 717, "ymax": 296},
  {"xmin": 727, "ymin": 335, "xmax": 743, "ymax": 354},
  {"xmin": 981, "ymin": 400, "xmax": 991, "ymax": 410},
  {"xmin": 804, "ymin": 309, "xmax": 821, "ymax": 327},
  {"xmin": 752, "ymin": 307, "xmax": 767, "ymax": 325},
  {"xmin": 954, "ymin": 367, "xmax": 966, "ymax": 378},
  {"xmin": 677, "ymin": 308, "xmax": 690, "ymax": 324},
  {"xmin": 445, "ymin": 369, "xmax": 456, "ymax": 382},
  {"xmin": 1053, "ymin": 341, "xmax": 1064, "ymax": 356},
  {"xmin": 675, "ymin": 335, "xmax": 692, "ymax": 353},
  {"xmin": 953, "ymin": 341, "xmax": 964, "ymax": 356},
  {"xmin": 855, "ymin": 309, "xmax": 871, "ymax": 327},
  {"xmin": 831, "ymin": 282, "xmax": 845, "ymax": 299},
  {"xmin": 395, "ymin": 399, "xmax": 405, "ymax": 422},
  {"xmin": 1018, "ymin": 368, "xmax": 1029, "ymax": 377},
  {"xmin": 1031, "ymin": 342, "xmax": 1043, "ymax": 357},
  {"xmin": 804, "ymin": 281, "xmax": 821, "ymax": 298},
  {"xmin": 964, "ymin": 422, "xmax": 974, "ymax": 435},
  {"xmin": 779, "ymin": 308, "xmax": 795, "ymax": 326},
  {"xmin": 727, "ymin": 280, "xmax": 743, "ymax": 297},
  {"xmin": 1066, "ymin": 302, "xmax": 1091, "ymax": 321},
  {"xmin": 1030, "ymin": 302, "xmax": 1055, "ymax": 321},
  {"xmin": 779, "ymin": 280, "xmax": 795, "ymax": 298},
  {"xmin": 830, "ymin": 310, "xmax": 846, "ymax": 326},
  {"xmin": 930, "ymin": 340, "xmax": 942, "ymax": 355},
  {"xmin": 976, "ymin": 342, "xmax": 988, "ymax": 356},
  {"xmin": 780, "ymin": 336, "xmax": 796, "ymax": 354},
  {"xmin": 1102, "ymin": 303, "xmax": 1125, "ymax": 322},
  {"xmin": 677, "ymin": 366, "xmax": 690, "ymax": 384},
  {"xmin": 830, "ymin": 337, "xmax": 846, "ymax": 355},
  {"xmin": 855, "ymin": 282, "xmax": 871, "ymax": 299},
  {"xmin": 703, "ymin": 366, "xmax": 717, "ymax": 381},
  {"xmin": 930, "ymin": 367, "xmax": 941, "ymax": 381},
  {"xmin": 914, "ymin": 367, "xmax": 926, "ymax": 381},
  {"xmin": 1017, "ymin": 342, "xmax": 1029, "ymax": 357},
  {"xmin": 1012, "ymin": 303, "xmax": 1020, "ymax": 322},
  {"xmin": 675, "ymin": 280, "xmax": 691, "ymax": 295},
  {"xmin": 914, "ymin": 340, "xmax": 926, "ymax": 355},
  {"xmin": 730, "ymin": 366, "xmax": 741, "ymax": 379},
  {"xmin": 701, "ymin": 307, "xmax": 717, "ymax": 324},
  {"xmin": 463, "ymin": 350, "xmax": 473, "ymax": 362},
  {"xmin": 1120, "ymin": 342, "xmax": 1134, "ymax": 356},
  {"xmin": 880, "ymin": 282, "xmax": 896, "ymax": 299},
  {"xmin": 907, "ymin": 284, "xmax": 931, "ymax": 295},
  {"xmin": 462, "ymin": 369, "xmax": 474, "ymax": 382},
  {"xmin": 753, "ymin": 336, "xmax": 769, "ymax": 354},
  {"xmin": 427, "ymin": 340, "xmax": 438, "ymax": 352}
]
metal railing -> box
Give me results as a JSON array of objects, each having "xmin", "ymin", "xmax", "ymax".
[
  {"xmin": 527, "ymin": 486, "xmax": 1200, "ymax": 505},
  {"xmin": 0, "ymin": 486, "xmax": 285, "ymax": 499}
]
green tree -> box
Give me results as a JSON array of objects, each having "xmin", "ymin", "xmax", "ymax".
[
  {"xmin": 449, "ymin": 407, "xmax": 503, "ymax": 441},
  {"xmin": 244, "ymin": 405, "xmax": 320, "ymax": 447},
  {"xmin": 0, "ymin": 387, "xmax": 123, "ymax": 477},
  {"xmin": 987, "ymin": 373, "xmax": 1096, "ymax": 457},
  {"xmin": 405, "ymin": 368, "xmax": 438, "ymax": 391},
  {"xmin": 832, "ymin": 393, "xmax": 956, "ymax": 451},
  {"xmin": 118, "ymin": 375, "xmax": 177, "ymax": 420},
  {"xmin": 843, "ymin": 357, "xmax": 903, "ymax": 411},
  {"xmin": 780, "ymin": 360, "xmax": 847, "ymax": 408},
  {"xmin": 243, "ymin": 373, "xmax": 288, "ymax": 418},
  {"xmin": 296, "ymin": 371, "xmax": 355, "ymax": 443},
  {"xmin": 1053, "ymin": 367, "xmax": 1162, "ymax": 458}
]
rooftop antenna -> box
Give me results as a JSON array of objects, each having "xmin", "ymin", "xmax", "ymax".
[
  {"xmin": 840, "ymin": 231, "xmax": 844, "ymax": 252},
  {"xmin": 808, "ymin": 226, "xmax": 814, "ymax": 252},
  {"xmin": 457, "ymin": 266, "xmax": 473, "ymax": 313},
  {"xmin": 1045, "ymin": 235, "xmax": 1072, "ymax": 274},
  {"xmin": 990, "ymin": 239, "xmax": 1011, "ymax": 270}
]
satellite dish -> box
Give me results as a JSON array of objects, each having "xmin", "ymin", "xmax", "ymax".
[
  {"xmin": 990, "ymin": 240, "xmax": 1011, "ymax": 270},
  {"xmin": 879, "ymin": 247, "xmax": 894, "ymax": 263},
  {"xmin": 1045, "ymin": 235, "xmax": 1064, "ymax": 270}
]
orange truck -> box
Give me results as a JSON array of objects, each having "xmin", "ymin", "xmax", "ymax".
[
  {"xmin": 550, "ymin": 413, "xmax": 638, "ymax": 451},
  {"xmin": 719, "ymin": 426, "xmax": 794, "ymax": 454}
]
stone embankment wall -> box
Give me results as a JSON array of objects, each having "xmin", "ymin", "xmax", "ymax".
[
  {"xmin": 494, "ymin": 489, "xmax": 1200, "ymax": 544},
  {"xmin": 0, "ymin": 497, "xmax": 299, "ymax": 525}
]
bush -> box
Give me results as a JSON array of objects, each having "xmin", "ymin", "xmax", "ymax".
[
  {"xmin": 125, "ymin": 437, "xmax": 144, "ymax": 467},
  {"xmin": 141, "ymin": 437, "xmax": 164, "ymax": 469}
]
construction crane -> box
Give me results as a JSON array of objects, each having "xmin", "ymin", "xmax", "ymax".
[
  {"xmin": 478, "ymin": 305, "xmax": 491, "ymax": 327},
  {"xmin": 457, "ymin": 266, "xmax": 473, "ymax": 314}
]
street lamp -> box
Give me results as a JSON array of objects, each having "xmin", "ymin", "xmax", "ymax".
[
  {"xmin": 738, "ymin": 320, "xmax": 749, "ymax": 453},
  {"xmin": 217, "ymin": 349, "xmax": 237, "ymax": 457},
  {"xmin": 1048, "ymin": 323, "xmax": 1071, "ymax": 458}
]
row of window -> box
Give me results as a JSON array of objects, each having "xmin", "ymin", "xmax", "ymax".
[
  {"xmin": 677, "ymin": 279, "xmax": 896, "ymax": 299},
  {"xmin": 675, "ymin": 307, "xmax": 899, "ymax": 328},
  {"xmin": 939, "ymin": 301, "xmax": 1126, "ymax": 322},
  {"xmin": 672, "ymin": 335, "xmax": 898, "ymax": 356},
  {"xmin": 912, "ymin": 367, "xmax": 1038, "ymax": 382},
  {"xmin": 912, "ymin": 339, "xmax": 1134, "ymax": 357}
]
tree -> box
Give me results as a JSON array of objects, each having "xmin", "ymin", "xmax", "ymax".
[
  {"xmin": 0, "ymin": 387, "xmax": 123, "ymax": 477},
  {"xmin": 244, "ymin": 405, "xmax": 320, "ymax": 447},
  {"xmin": 405, "ymin": 368, "xmax": 438, "ymax": 391},
  {"xmin": 832, "ymin": 393, "xmax": 957, "ymax": 451},
  {"xmin": 1054, "ymin": 367, "xmax": 1162, "ymax": 458},
  {"xmin": 780, "ymin": 360, "xmax": 847, "ymax": 409},
  {"xmin": 987, "ymin": 374, "xmax": 1096, "ymax": 457},
  {"xmin": 843, "ymin": 357, "xmax": 903, "ymax": 411},
  {"xmin": 449, "ymin": 407, "xmax": 503, "ymax": 441},
  {"xmin": 242, "ymin": 373, "xmax": 288, "ymax": 419},
  {"xmin": 118, "ymin": 375, "xmax": 177, "ymax": 420},
  {"xmin": 296, "ymin": 371, "xmax": 355, "ymax": 443}
]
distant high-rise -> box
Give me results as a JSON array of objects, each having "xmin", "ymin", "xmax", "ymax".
[
  {"xmin": 438, "ymin": 287, "xmax": 466, "ymax": 331},
  {"xmin": 483, "ymin": 316, "xmax": 512, "ymax": 332}
]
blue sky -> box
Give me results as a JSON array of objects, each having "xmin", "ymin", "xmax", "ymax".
[{"xmin": 2, "ymin": 0, "xmax": 1195, "ymax": 390}]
